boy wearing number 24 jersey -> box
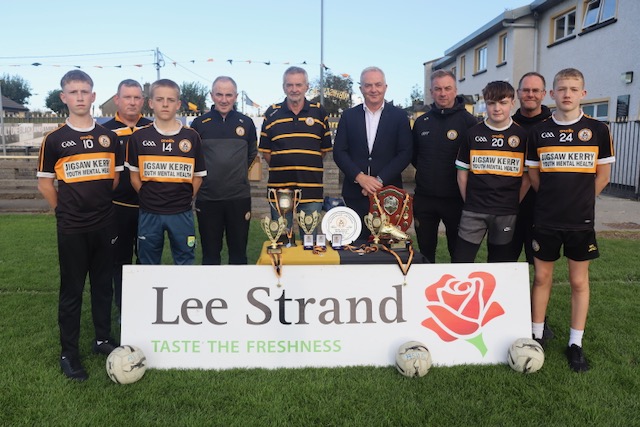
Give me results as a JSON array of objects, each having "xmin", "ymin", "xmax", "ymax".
[
  {"xmin": 127, "ymin": 79, "xmax": 207, "ymax": 266},
  {"xmin": 526, "ymin": 68, "xmax": 614, "ymax": 372}
]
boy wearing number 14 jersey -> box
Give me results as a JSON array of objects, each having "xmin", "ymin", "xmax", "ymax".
[
  {"xmin": 127, "ymin": 79, "xmax": 207, "ymax": 265},
  {"xmin": 453, "ymin": 81, "xmax": 529, "ymax": 263}
]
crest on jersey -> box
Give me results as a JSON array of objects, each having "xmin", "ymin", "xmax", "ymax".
[
  {"xmin": 305, "ymin": 117, "xmax": 315, "ymax": 126},
  {"xmin": 178, "ymin": 139, "xmax": 192, "ymax": 153},
  {"xmin": 98, "ymin": 135, "xmax": 111, "ymax": 148},
  {"xmin": 236, "ymin": 126, "xmax": 245, "ymax": 136},
  {"xmin": 508, "ymin": 135, "xmax": 520, "ymax": 148},
  {"xmin": 578, "ymin": 128, "xmax": 593, "ymax": 142},
  {"xmin": 447, "ymin": 130, "xmax": 458, "ymax": 140}
]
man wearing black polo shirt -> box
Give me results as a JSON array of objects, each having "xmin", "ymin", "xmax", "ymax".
[
  {"xmin": 259, "ymin": 66, "xmax": 332, "ymax": 232},
  {"xmin": 102, "ymin": 79, "xmax": 152, "ymax": 313},
  {"xmin": 191, "ymin": 76, "xmax": 257, "ymax": 265}
]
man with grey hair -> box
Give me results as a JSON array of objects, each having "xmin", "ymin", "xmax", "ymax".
[
  {"xmin": 333, "ymin": 66, "xmax": 412, "ymax": 241},
  {"xmin": 191, "ymin": 76, "xmax": 257, "ymax": 264},
  {"xmin": 259, "ymin": 66, "xmax": 332, "ymax": 235},
  {"xmin": 411, "ymin": 69, "xmax": 478, "ymax": 262},
  {"xmin": 103, "ymin": 79, "xmax": 152, "ymax": 313}
]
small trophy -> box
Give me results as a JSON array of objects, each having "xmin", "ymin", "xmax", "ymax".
[
  {"xmin": 297, "ymin": 210, "xmax": 320, "ymax": 250},
  {"xmin": 364, "ymin": 212, "xmax": 385, "ymax": 246},
  {"xmin": 261, "ymin": 215, "xmax": 286, "ymax": 254},
  {"xmin": 268, "ymin": 188, "xmax": 302, "ymax": 248}
]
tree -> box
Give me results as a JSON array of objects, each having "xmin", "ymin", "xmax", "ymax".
[
  {"xmin": 180, "ymin": 81, "xmax": 209, "ymax": 113},
  {"xmin": 309, "ymin": 72, "xmax": 353, "ymax": 115},
  {"xmin": 0, "ymin": 73, "xmax": 33, "ymax": 105},
  {"xmin": 408, "ymin": 84, "xmax": 424, "ymax": 109},
  {"xmin": 45, "ymin": 89, "xmax": 68, "ymax": 115}
]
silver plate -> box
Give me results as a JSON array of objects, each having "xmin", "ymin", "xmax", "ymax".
[{"xmin": 321, "ymin": 206, "xmax": 362, "ymax": 245}]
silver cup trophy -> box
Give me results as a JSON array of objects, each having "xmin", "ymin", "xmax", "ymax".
[{"xmin": 268, "ymin": 188, "xmax": 302, "ymax": 248}]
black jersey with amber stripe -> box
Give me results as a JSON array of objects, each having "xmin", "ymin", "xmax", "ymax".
[
  {"xmin": 102, "ymin": 113, "xmax": 152, "ymax": 207},
  {"xmin": 37, "ymin": 121, "xmax": 121, "ymax": 233},
  {"xmin": 127, "ymin": 122, "xmax": 207, "ymax": 215},
  {"xmin": 258, "ymin": 99, "xmax": 332, "ymax": 203},
  {"xmin": 526, "ymin": 113, "xmax": 615, "ymax": 230},
  {"xmin": 456, "ymin": 119, "xmax": 528, "ymax": 215}
]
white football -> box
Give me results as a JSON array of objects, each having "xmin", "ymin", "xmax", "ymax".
[
  {"xmin": 507, "ymin": 338, "xmax": 545, "ymax": 373},
  {"xmin": 395, "ymin": 341, "xmax": 432, "ymax": 377},
  {"xmin": 106, "ymin": 345, "xmax": 147, "ymax": 384}
]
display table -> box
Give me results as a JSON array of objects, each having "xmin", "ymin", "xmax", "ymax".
[{"xmin": 256, "ymin": 241, "xmax": 428, "ymax": 265}]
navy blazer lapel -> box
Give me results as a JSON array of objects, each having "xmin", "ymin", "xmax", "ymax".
[{"xmin": 356, "ymin": 105, "xmax": 368, "ymax": 154}]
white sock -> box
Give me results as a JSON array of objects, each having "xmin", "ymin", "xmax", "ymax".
[
  {"xmin": 532, "ymin": 322, "xmax": 544, "ymax": 339},
  {"xmin": 569, "ymin": 328, "xmax": 584, "ymax": 347}
]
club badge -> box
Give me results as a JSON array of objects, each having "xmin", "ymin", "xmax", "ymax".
[
  {"xmin": 179, "ymin": 139, "xmax": 192, "ymax": 153},
  {"xmin": 508, "ymin": 135, "xmax": 520, "ymax": 148},
  {"xmin": 99, "ymin": 135, "xmax": 111, "ymax": 148},
  {"xmin": 578, "ymin": 128, "xmax": 593, "ymax": 142}
]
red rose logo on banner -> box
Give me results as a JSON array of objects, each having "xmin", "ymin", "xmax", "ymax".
[{"xmin": 421, "ymin": 272, "xmax": 505, "ymax": 356}]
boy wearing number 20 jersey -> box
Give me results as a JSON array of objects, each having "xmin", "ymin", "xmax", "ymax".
[{"xmin": 454, "ymin": 81, "xmax": 528, "ymax": 263}]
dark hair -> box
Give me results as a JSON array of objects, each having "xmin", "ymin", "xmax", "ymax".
[
  {"xmin": 482, "ymin": 81, "xmax": 515, "ymax": 102},
  {"xmin": 60, "ymin": 70, "xmax": 93, "ymax": 89},
  {"xmin": 117, "ymin": 79, "xmax": 143, "ymax": 94},
  {"xmin": 430, "ymin": 69, "xmax": 456, "ymax": 82},
  {"xmin": 518, "ymin": 72, "xmax": 546, "ymax": 89}
]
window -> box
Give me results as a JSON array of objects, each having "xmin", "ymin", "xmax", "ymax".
[
  {"xmin": 451, "ymin": 66, "xmax": 457, "ymax": 79},
  {"xmin": 459, "ymin": 55, "xmax": 466, "ymax": 80},
  {"xmin": 554, "ymin": 9, "xmax": 576, "ymax": 42},
  {"xmin": 583, "ymin": 0, "xmax": 616, "ymax": 28},
  {"xmin": 474, "ymin": 45, "xmax": 487, "ymax": 73},
  {"xmin": 498, "ymin": 33, "xmax": 508, "ymax": 64},
  {"xmin": 582, "ymin": 102, "xmax": 609, "ymax": 121}
]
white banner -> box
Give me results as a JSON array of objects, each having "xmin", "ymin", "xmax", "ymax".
[{"xmin": 121, "ymin": 263, "xmax": 531, "ymax": 369}]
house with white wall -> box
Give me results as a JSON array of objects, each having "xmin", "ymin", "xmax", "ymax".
[{"xmin": 425, "ymin": 0, "xmax": 639, "ymax": 122}]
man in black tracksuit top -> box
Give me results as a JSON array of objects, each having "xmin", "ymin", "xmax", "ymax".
[
  {"xmin": 412, "ymin": 70, "xmax": 478, "ymax": 263},
  {"xmin": 191, "ymin": 76, "xmax": 258, "ymax": 265},
  {"xmin": 508, "ymin": 72, "xmax": 552, "ymax": 264}
]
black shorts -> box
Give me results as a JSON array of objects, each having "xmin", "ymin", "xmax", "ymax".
[{"xmin": 531, "ymin": 227, "xmax": 599, "ymax": 262}]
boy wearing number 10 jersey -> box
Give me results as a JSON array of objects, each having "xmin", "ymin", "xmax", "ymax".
[
  {"xmin": 127, "ymin": 79, "xmax": 207, "ymax": 265},
  {"xmin": 453, "ymin": 81, "xmax": 529, "ymax": 263},
  {"xmin": 526, "ymin": 68, "xmax": 614, "ymax": 372}
]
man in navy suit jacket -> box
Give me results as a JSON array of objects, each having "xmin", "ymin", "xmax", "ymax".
[{"xmin": 333, "ymin": 66, "xmax": 412, "ymax": 239}]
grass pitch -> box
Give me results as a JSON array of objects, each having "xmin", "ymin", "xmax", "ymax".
[{"xmin": 1, "ymin": 214, "xmax": 639, "ymax": 426}]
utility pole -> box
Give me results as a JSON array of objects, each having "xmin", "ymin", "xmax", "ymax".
[{"xmin": 155, "ymin": 47, "xmax": 164, "ymax": 80}]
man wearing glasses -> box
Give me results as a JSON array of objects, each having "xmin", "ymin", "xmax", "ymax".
[{"xmin": 510, "ymin": 72, "xmax": 552, "ymax": 264}]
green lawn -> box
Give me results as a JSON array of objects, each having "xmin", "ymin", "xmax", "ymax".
[{"xmin": 1, "ymin": 214, "xmax": 639, "ymax": 426}]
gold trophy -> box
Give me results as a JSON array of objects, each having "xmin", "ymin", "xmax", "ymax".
[
  {"xmin": 364, "ymin": 212, "xmax": 385, "ymax": 246},
  {"xmin": 261, "ymin": 215, "xmax": 286, "ymax": 254},
  {"xmin": 268, "ymin": 188, "xmax": 302, "ymax": 248},
  {"xmin": 297, "ymin": 210, "xmax": 320, "ymax": 250}
]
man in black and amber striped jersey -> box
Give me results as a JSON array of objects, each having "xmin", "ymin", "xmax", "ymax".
[{"xmin": 258, "ymin": 66, "xmax": 332, "ymax": 233}]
